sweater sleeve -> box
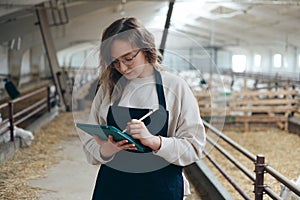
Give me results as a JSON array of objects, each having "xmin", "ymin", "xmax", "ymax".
[
  {"xmin": 153, "ymin": 79, "xmax": 206, "ymax": 166},
  {"xmin": 79, "ymin": 87, "xmax": 115, "ymax": 165}
]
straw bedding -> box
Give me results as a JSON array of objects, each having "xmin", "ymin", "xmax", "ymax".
[
  {"xmin": 202, "ymin": 125, "xmax": 300, "ymax": 199},
  {"xmin": 0, "ymin": 112, "xmax": 77, "ymax": 200}
]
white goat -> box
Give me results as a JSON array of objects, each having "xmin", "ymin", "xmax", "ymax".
[
  {"xmin": 0, "ymin": 122, "xmax": 34, "ymax": 146},
  {"xmin": 14, "ymin": 126, "xmax": 34, "ymax": 146}
]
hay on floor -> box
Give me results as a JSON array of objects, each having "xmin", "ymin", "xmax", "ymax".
[
  {"xmin": 0, "ymin": 112, "xmax": 77, "ymax": 200},
  {"xmin": 203, "ymin": 126, "xmax": 300, "ymax": 199}
]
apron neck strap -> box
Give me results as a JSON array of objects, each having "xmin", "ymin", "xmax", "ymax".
[{"xmin": 154, "ymin": 70, "xmax": 166, "ymax": 109}]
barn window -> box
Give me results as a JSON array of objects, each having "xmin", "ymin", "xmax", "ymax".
[
  {"xmin": 254, "ymin": 54, "xmax": 261, "ymax": 68},
  {"xmin": 273, "ymin": 53, "xmax": 282, "ymax": 68},
  {"xmin": 232, "ymin": 54, "xmax": 246, "ymax": 72}
]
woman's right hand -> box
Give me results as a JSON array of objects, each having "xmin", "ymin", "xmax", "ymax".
[{"xmin": 93, "ymin": 135, "xmax": 137, "ymax": 158}]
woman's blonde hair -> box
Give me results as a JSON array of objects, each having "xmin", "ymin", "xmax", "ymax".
[{"xmin": 98, "ymin": 17, "xmax": 162, "ymax": 99}]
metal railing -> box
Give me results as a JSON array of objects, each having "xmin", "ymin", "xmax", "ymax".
[
  {"xmin": 0, "ymin": 85, "xmax": 56, "ymax": 142},
  {"xmin": 203, "ymin": 120, "xmax": 300, "ymax": 200}
]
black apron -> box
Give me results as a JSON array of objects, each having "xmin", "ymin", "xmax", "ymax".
[{"xmin": 92, "ymin": 70, "xmax": 183, "ymax": 200}]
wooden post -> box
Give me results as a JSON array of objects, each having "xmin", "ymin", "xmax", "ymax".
[
  {"xmin": 243, "ymin": 78, "xmax": 249, "ymax": 131},
  {"xmin": 35, "ymin": 4, "xmax": 71, "ymax": 111},
  {"xmin": 284, "ymin": 85, "xmax": 289, "ymax": 131}
]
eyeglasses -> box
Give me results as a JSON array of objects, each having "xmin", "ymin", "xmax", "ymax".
[{"xmin": 111, "ymin": 49, "xmax": 141, "ymax": 69}]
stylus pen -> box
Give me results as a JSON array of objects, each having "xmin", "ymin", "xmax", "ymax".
[{"xmin": 122, "ymin": 109, "xmax": 155, "ymax": 133}]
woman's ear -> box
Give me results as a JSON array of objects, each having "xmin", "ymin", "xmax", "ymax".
[{"xmin": 143, "ymin": 49, "xmax": 154, "ymax": 64}]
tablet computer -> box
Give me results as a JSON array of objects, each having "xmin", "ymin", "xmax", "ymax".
[{"xmin": 76, "ymin": 123, "xmax": 151, "ymax": 153}]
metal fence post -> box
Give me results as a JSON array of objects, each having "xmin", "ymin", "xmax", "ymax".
[
  {"xmin": 47, "ymin": 86, "xmax": 51, "ymax": 112},
  {"xmin": 255, "ymin": 154, "xmax": 265, "ymax": 200},
  {"xmin": 8, "ymin": 101, "xmax": 14, "ymax": 142}
]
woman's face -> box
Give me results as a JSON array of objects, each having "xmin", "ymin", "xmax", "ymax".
[{"xmin": 110, "ymin": 40, "xmax": 153, "ymax": 80}]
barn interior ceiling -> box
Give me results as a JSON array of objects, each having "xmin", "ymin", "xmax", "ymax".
[{"xmin": 0, "ymin": 0, "xmax": 300, "ymax": 52}]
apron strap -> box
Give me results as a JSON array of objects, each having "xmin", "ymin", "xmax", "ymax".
[{"xmin": 154, "ymin": 70, "xmax": 167, "ymax": 109}]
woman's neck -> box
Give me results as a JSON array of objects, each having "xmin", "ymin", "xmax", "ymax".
[{"xmin": 138, "ymin": 64, "xmax": 154, "ymax": 78}]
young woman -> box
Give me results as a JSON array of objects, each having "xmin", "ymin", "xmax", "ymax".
[{"xmin": 81, "ymin": 17, "xmax": 206, "ymax": 200}]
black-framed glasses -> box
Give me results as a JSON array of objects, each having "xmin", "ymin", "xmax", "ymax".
[{"xmin": 111, "ymin": 49, "xmax": 141, "ymax": 69}]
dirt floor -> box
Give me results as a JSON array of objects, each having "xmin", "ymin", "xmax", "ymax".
[{"xmin": 203, "ymin": 124, "xmax": 300, "ymax": 199}]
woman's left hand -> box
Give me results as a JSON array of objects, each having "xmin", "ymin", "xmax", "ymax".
[{"xmin": 127, "ymin": 119, "xmax": 161, "ymax": 151}]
